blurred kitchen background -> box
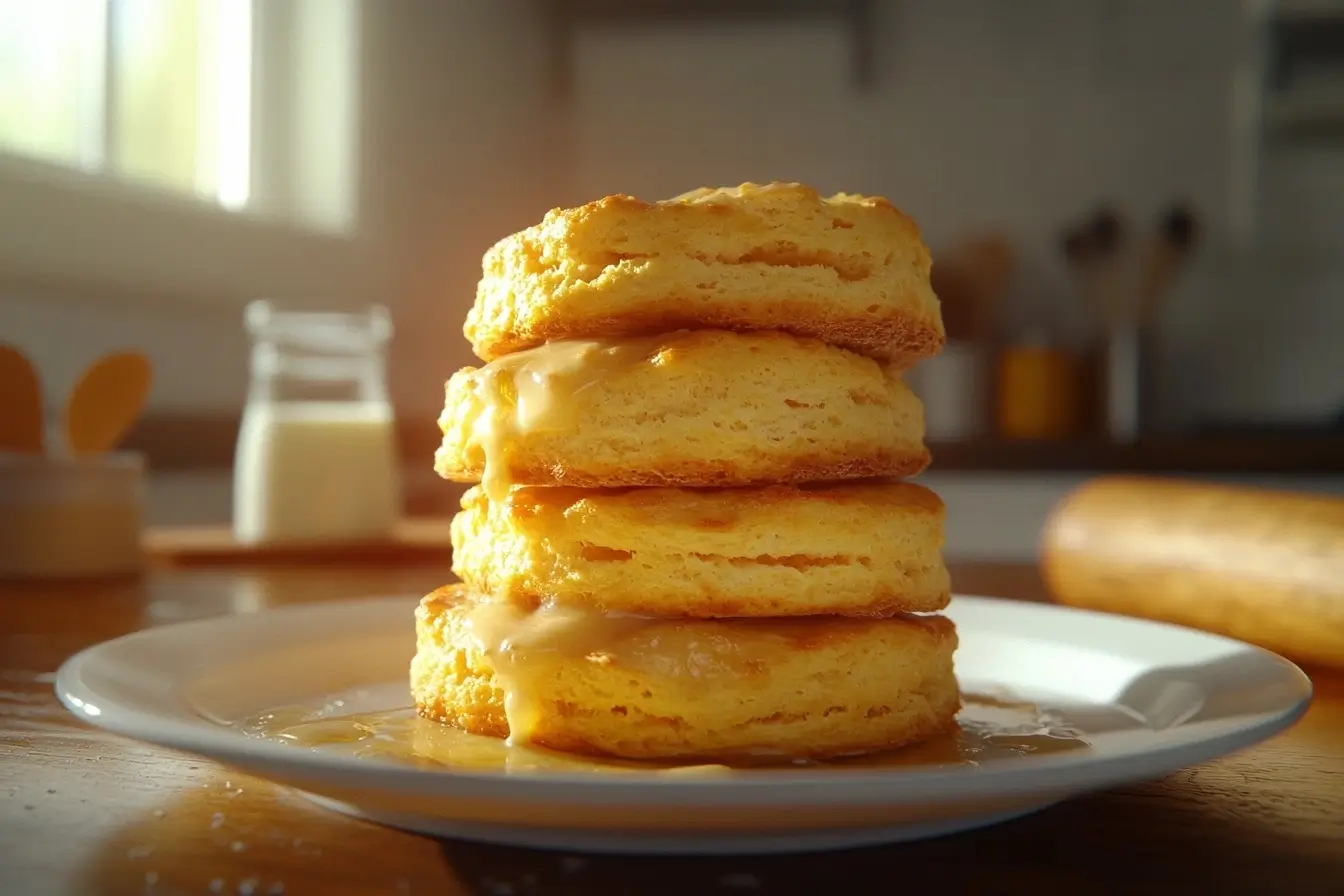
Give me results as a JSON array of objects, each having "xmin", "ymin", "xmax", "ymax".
[{"xmin": 1, "ymin": 0, "xmax": 1342, "ymax": 563}]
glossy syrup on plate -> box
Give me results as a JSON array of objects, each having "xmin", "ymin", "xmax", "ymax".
[{"xmin": 236, "ymin": 689, "xmax": 1108, "ymax": 776}]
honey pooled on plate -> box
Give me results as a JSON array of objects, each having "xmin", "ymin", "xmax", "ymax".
[{"xmin": 239, "ymin": 689, "xmax": 1097, "ymax": 776}]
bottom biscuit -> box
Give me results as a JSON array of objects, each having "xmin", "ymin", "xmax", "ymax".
[{"xmin": 410, "ymin": 584, "xmax": 960, "ymax": 761}]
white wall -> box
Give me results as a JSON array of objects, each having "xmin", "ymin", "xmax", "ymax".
[
  {"xmin": 359, "ymin": 2, "xmax": 569, "ymax": 414},
  {"xmin": 2, "ymin": 0, "xmax": 1340, "ymax": 427},
  {"xmin": 568, "ymin": 0, "xmax": 1344, "ymax": 427}
]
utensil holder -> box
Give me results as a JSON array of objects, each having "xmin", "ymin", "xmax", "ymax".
[
  {"xmin": 1100, "ymin": 325, "xmax": 1155, "ymax": 442},
  {"xmin": 0, "ymin": 452, "xmax": 145, "ymax": 580}
]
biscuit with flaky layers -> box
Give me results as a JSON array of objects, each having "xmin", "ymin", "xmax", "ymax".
[
  {"xmin": 465, "ymin": 182, "xmax": 945, "ymax": 366},
  {"xmin": 435, "ymin": 329, "xmax": 928, "ymax": 489},
  {"xmin": 451, "ymin": 480, "xmax": 950, "ymax": 617},
  {"xmin": 410, "ymin": 585, "xmax": 960, "ymax": 760}
]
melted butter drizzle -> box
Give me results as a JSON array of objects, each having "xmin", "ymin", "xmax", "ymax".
[
  {"xmin": 464, "ymin": 338, "xmax": 664, "ymax": 502},
  {"xmin": 459, "ymin": 597, "xmax": 867, "ymax": 748},
  {"xmin": 464, "ymin": 599, "xmax": 658, "ymax": 747},
  {"xmin": 238, "ymin": 692, "xmax": 1095, "ymax": 776}
]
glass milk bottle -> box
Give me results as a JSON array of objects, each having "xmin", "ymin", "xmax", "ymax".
[{"xmin": 232, "ymin": 300, "xmax": 402, "ymax": 544}]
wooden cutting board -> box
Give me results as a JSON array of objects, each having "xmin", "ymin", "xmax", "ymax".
[{"xmin": 144, "ymin": 518, "xmax": 454, "ymax": 567}]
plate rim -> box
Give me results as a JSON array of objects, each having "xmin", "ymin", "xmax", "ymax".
[{"xmin": 54, "ymin": 593, "xmax": 1315, "ymax": 808}]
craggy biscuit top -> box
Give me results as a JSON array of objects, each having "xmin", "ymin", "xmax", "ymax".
[{"xmin": 465, "ymin": 181, "xmax": 944, "ymax": 365}]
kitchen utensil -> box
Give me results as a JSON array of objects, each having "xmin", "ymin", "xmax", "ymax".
[
  {"xmin": 1088, "ymin": 207, "xmax": 1128, "ymax": 328},
  {"xmin": 64, "ymin": 351, "xmax": 153, "ymax": 456},
  {"xmin": 1060, "ymin": 207, "xmax": 1128, "ymax": 328},
  {"xmin": 933, "ymin": 234, "xmax": 1017, "ymax": 343},
  {"xmin": 1136, "ymin": 205, "xmax": 1200, "ymax": 326},
  {"xmin": 1059, "ymin": 225, "xmax": 1092, "ymax": 285},
  {"xmin": 1060, "ymin": 208, "xmax": 1142, "ymax": 440},
  {"xmin": 0, "ymin": 343, "xmax": 45, "ymax": 455},
  {"xmin": 1091, "ymin": 208, "xmax": 1143, "ymax": 440},
  {"xmin": 1101, "ymin": 205, "xmax": 1200, "ymax": 441},
  {"xmin": 1041, "ymin": 476, "xmax": 1344, "ymax": 670}
]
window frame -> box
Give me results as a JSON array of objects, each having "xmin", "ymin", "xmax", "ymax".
[{"xmin": 0, "ymin": 0, "xmax": 374, "ymax": 308}]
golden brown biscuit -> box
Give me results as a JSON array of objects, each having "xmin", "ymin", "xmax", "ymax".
[
  {"xmin": 451, "ymin": 480, "xmax": 950, "ymax": 617},
  {"xmin": 411, "ymin": 585, "xmax": 960, "ymax": 760},
  {"xmin": 465, "ymin": 182, "xmax": 944, "ymax": 367},
  {"xmin": 435, "ymin": 329, "xmax": 928, "ymax": 495}
]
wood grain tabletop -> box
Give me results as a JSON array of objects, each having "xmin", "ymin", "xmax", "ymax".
[{"xmin": 1, "ymin": 561, "xmax": 1341, "ymax": 896}]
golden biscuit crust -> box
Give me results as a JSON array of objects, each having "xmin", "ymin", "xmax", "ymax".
[
  {"xmin": 435, "ymin": 329, "xmax": 929, "ymax": 490},
  {"xmin": 451, "ymin": 480, "xmax": 950, "ymax": 617},
  {"xmin": 410, "ymin": 585, "xmax": 960, "ymax": 760},
  {"xmin": 465, "ymin": 182, "xmax": 945, "ymax": 366}
]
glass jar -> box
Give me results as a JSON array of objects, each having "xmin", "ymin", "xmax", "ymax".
[{"xmin": 232, "ymin": 300, "xmax": 402, "ymax": 544}]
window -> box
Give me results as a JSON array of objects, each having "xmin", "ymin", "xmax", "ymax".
[
  {"xmin": 0, "ymin": 0, "xmax": 364, "ymax": 303},
  {"xmin": 1, "ymin": 1, "xmax": 252, "ymax": 211},
  {"xmin": 0, "ymin": 2, "xmax": 106, "ymax": 176}
]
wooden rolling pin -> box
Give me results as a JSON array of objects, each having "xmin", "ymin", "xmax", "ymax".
[{"xmin": 1040, "ymin": 476, "xmax": 1344, "ymax": 670}]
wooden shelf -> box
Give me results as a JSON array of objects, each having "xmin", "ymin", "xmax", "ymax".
[
  {"xmin": 541, "ymin": 0, "xmax": 878, "ymax": 99},
  {"xmin": 144, "ymin": 519, "xmax": 455, "ymax": 568},
  {"xmin": 927, "ymin": 436, "xmax": 1344, "ymax": 475},
  {"xmin": 122, "ymin": 413, "xmax": 1344, "ymax": 476}
]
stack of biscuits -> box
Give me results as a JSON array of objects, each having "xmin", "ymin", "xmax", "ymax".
[{"xmin": 411, "ymin": 183, "xmax": 959, "ymax": 761}]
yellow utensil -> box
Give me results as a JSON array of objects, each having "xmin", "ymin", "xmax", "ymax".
[
  {"xmin": 0, "ymin": 343, "xmax": 45, "ymax": 455},
  {"xmin": 64, "ymin": 351, "xmax": 153, "ymax": 456}
]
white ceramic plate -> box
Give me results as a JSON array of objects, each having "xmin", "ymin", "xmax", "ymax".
[{"xmin": 56, "ymin": 594, "xmax": 1311, "ymax": 855}]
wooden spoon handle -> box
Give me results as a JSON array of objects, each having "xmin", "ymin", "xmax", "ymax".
[
  {"xmin": 0, "ymin": 343, "xmax": 45, "ymax": 454},
  {"xmin": 65, "ymin": 351, "xmax": 153, "ymax": 456}
]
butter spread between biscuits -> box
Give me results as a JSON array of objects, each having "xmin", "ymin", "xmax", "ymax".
[{"xmin": 462, "ymin": 337, "xmax": 663, "ymax": 502}]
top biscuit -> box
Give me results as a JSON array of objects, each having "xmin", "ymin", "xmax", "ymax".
[{"xmin": 465, "ymin": 182, "xmax": 945, "ymax": 367}]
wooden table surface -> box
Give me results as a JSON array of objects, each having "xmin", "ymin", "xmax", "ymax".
[{"xmin": 2, "ymin": 561, "xmax": 1341, "ymax": 896}]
